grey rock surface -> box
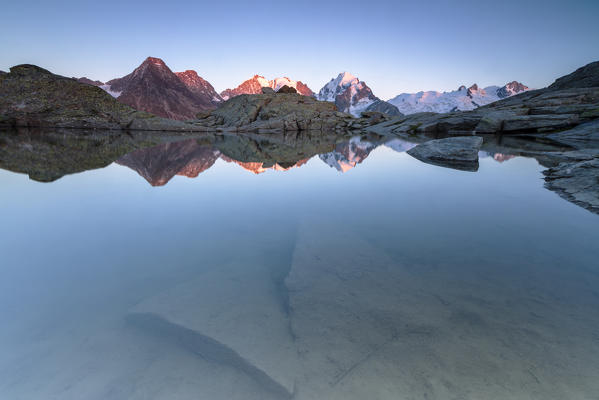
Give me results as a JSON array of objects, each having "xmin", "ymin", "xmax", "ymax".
[
  {"xmin": 197, "ymin": 92, "xmax": 356, "ymax": 132},
  {"xmin": 546, "ymin": 119, "xmax": 599, "ymax": 149},
  {"xmin": 406, "ymin": 136, "xmax": 483, "ymax": 171},
  {"xmin": 364, "ymin": 99, "xmax": 402, "ymax": 116},
  {"xmin": 548, "ymin": 61, "xmax": 599, "ymax": 90}
]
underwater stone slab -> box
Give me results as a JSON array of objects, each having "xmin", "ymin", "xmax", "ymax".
[{"xmin": 129, "ymin": 257, "xmax": 299, "ymax": 397}]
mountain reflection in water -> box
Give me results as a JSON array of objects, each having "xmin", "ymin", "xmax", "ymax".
[
  {"xmin": 0, "ymin": 128, "xmax": 598, "ymax": 400},
  {"xmin": 111, "ymin": 135, "xmax": 528, "ymax": 186}
]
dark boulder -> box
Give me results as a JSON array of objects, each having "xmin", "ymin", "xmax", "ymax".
[
  {"xmin": 277, "ymin": 85, "xmax": 297, "ymax": 94},
  {"xmin": 407, "ymin": 136, "xmax": 483, "ymax": 171}
]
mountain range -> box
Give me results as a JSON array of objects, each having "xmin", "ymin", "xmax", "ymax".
[
  {"xmin": 388, "ymin": 81, "xmax": 529, "ymax": 114},
  {"xmin": 75, "ymin": 56, "xmax": 529, "ymax": 120}
]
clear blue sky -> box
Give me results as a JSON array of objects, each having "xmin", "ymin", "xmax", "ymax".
[{"xmin": 1, "ymin": 0, "xmax": 598, "ymax": 99}]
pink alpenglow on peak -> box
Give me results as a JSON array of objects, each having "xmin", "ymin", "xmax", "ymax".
[
  {"xmin": 99, "ymin": 57, "xmax": 222, "ymax": 120},
  {"xmin": 220, "ymin": 75, "xmax": 315, "ymax": 100}
]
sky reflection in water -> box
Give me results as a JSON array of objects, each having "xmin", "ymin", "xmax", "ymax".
[{"xmin": 0, "ymin": 134, "xmax": 598, "ymax": 400}]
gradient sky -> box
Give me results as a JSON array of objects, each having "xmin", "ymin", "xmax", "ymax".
[{"xmin": 1, "ymin": 0, "xmax": 598, "ymax": 99}]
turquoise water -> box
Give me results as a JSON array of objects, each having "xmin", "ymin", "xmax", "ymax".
[{"xmin": 1, "ymin": 134, "xmax": 598, "ymax": 399}]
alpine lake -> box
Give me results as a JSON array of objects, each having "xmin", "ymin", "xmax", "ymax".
[{"xmin": 1, "ymin": 128, "xmax": 598, "ymax": 400}]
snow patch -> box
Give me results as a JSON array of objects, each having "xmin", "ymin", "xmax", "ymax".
[{"xmin": 99, "ymin": 84, "xmax": 122, "ymax": 98}]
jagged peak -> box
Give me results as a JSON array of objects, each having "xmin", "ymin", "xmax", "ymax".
[
  {"xmin": 503, "ymin": 80, "xmax": 528, "ymax": 90},
  {"xmin": 176, "ymin": 70, "xmax": 202, "ymax": 80},
  {"xmin": 338, "ymin": 71, "xmax": 357, "ymax": 80},
  {"xmin": 143, "ymin": 56, "xmax": 167, "ymax": 66}
]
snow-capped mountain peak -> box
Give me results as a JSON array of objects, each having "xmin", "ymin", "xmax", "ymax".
[
  {"xmin": 317, "ymin": 72, "xmax": 401, "ymax": 117},
  {"xmin": 497, "ymin": 81, "xmax": 529, "ymax": 98},
  {"xmin": 388, "ymin": 81, "xmax": 530, "ymax": 115},
  {"xmin": 317, "ymin": 72, "xmax": 360, "ymax": 102}
]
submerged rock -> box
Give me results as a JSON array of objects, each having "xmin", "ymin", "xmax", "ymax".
[{"xmin": 406, "ymin": 136, "xmax": 483, "ymax": 171}]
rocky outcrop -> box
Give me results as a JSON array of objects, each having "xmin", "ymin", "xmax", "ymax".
[
  {"xmin": 196, "ymin": 92, "xmax": 355, "ymax": 132},
  {"xmin": 0, "ymin": 64, "xmax": 199, "ymax": 131},
  {"xmin": 406, "ymin": 136, "xmax": 483, "ymax": 171},
  {"xmin": 277, "ymin": 85, "xmax": 297, "ymax": 94},
  {"xmin": 548, "ymin": 61, "xmax": 599, "ymax": 90}
]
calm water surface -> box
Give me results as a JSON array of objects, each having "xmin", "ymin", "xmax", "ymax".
[{"xmin": 0, "ymin": 133, "xmax": 598, "ymax": 400}]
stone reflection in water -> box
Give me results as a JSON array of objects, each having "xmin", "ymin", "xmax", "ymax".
[{"xmin": 1, "ymin": 127, "xmax": 598, "ymax": 214}]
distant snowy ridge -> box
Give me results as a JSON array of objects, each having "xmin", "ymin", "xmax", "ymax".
[
  {"xmin": 317, "ymin": 72, "xmax": 401, "ymax": 117},
  {"xmin": 387, "ymin": 81, "xmax": 529, "ymax": 114}
]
